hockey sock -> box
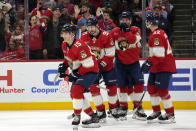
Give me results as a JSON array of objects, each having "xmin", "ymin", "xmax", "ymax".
[
  {"xmin": 83, "ymin": 97, "xmax": 94, "ymax": 115},
  {"xmin": 90, "ymin": 85, "xmax": 105, "ymax": 111},
  {"xmin": 119, "ymin": 86, "xmax": 128, "ymax": 107},
  {"xmin": 71, "ymin": 85, "xmax": 85, "ymax": 115},
  {"xmin": 148, "ymin": 85, "xmax": 161, "ymax": 112},
  {"xmin": 106, "ymin": 85, "xmax": 118, "ymax": 109},
  {"xmin": 158, "ymin": 88, "xmax": 174, "ymax": 114},
  {"xmin": 133, "ymin": 84, "xmax": 144, "ymax": 108}
]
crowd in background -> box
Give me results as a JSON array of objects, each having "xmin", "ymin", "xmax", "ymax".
[{"xmin": 0, "ymin": 0, "xmax": 175, "ymax": 60}]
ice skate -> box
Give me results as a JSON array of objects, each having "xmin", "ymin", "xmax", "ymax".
[
  {"xmin": 118, "ymin": 107, "xmax": 128, "ymax": 121},
  {"xmin": 108, "ymin": 107, "xmax": 119, "ymax": 120},
  {"xmin": 72, "ymin": 115, "xmax": 80, "ymax": 130},
  {"xmin": 147, "ymin": 112, "xmax": 161, "ymax": 123},
  {"xmin": 82, "ymin": 113, "xmax": 101, "ymax": 128},
  {"xmin": 132, "ymin": 106, "xmax": 147, "ymax": 121},
  {"xmin": 158, "ymin": 113, "xmax": 176, "ymax": 124},
  {"xmin": 97, "ymin": 110, "xmax": 107, "ymax": 123}
]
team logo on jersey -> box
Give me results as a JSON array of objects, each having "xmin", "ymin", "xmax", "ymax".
[
  {"xmin": 118, "ymin": 40, "xmax": 129, "ymax": 51},
  {"xmin": 154, "ymin": 38, "xmax": 159, "ymax": 45},
  {"xmin": 80, "ymin": 50, "xmax": 87, "ymax": 58},
  {"xmin": 92, "ymin": 50, "xmax": 101, "ymax": 59},
  {"xmin": 68, "ymin": 62, "xmax": 73, "ymax": 69},
  {"xmin": 110, "ymin": 39, "xmax": 114, "ymax": 45},
  {"xmin": 92, "ymin": 37, "xmax": 97, "ymax": 43}
]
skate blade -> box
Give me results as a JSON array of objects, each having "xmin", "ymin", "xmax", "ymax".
[
  {"xmin": 99, "ymin": 118, "xmax": 107, "ymax": 123},
  {"xmin": 159, "ymin": 119, "xmax": 176, "ymax": 124},
  {"xmin": 132, "ymin": 115, "xmax": 147, "ymax": 121},
  {"xmin": 147, "ymin": 119, "xmax": 159, "ymax": 124},
  {"xmin": 119, "ymin": 117, "xmax": 127, "ymax": 121},
  {"xmin": 72, "ymin": 125, "xmax": 79, "ymax": 130},
  {"xmin": 82, "ymin": 123, "xmax": 101, "ymax": 128}
]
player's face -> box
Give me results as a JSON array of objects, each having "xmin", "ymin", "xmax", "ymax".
[
  {"xmin": 145, "ymin": 20, "xmax": 151, "ymax": 28},
  {"xmin": 87, "ymin": 26, "xmax": 97, "ymax": 35},
  {"xmin": 61, "ymin": 32, "xmax": 74, "ymax": 42},
  {"xmin": 120, "ymin": 18, "xmax": 131, "ymax": 27}
]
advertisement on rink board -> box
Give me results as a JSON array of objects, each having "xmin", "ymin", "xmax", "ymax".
[{"xmin": 0, "ymin": 60, "xmax": 196, "ymax": 103}]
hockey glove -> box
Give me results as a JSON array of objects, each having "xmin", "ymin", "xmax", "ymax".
[
  {"xmin": 58, "ymin": 63, "xmax": 68, "ymax": 78},
  {"xmin": 68, "ymin": 70, "xmax": 81, "ymax": 82},
  {"xmin": 119, "ymin": 23, "xmax": 130, "ymax": 32},
  {"xmin": 99, "ymin": 61, "xmax": 106, "ymax": 73},
  {"xmin": 141, "ymin": 60, "xmax": 153, "ymax": 73}
]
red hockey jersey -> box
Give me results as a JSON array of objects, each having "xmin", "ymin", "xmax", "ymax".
[
  {"xmin": 80, "ymin": 31, "xmax": 115, "ymax": 72},
  {"xmin": 110, "ymin": 27, "xmax": 141, "ymax": 65},
  {"xmin": 148, "ymin": 29, "xmax": 176, "ymax": 73},
  {"xmin": 62, "ymin": 39, "xmax": 99, "ymax": 75}
]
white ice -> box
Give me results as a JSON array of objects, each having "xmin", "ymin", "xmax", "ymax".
[{"xmin": 0, "ymin": 110, "xmax": 196, "ymax": 131}]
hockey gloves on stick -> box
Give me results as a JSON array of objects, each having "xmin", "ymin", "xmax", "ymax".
[
  {"xmin": 58, "ymin": 63, "xmax": 68, "ymax": 78},
  {"xmin": 68, "ymin": 70, "xmax": 81, "ymax": 82},
  {"xmin": 119, "ymin": 23, "xmax": 130, "ymax": 32},
  {"xmin": 141, "ymin": 60, "xmax": 153, "ymax": 73}
]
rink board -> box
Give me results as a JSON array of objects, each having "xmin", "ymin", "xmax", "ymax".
[{"xmin": 0, "ymin": 59, "xmax": 196, "ymax": 110}]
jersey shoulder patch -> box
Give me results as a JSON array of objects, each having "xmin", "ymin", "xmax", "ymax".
[
  {"xmin": 80, "ymin": 50, "xmax": 87, "ymax": 59},
  {"xmin": 154, "ymin": 38, "xmax": 159, "ymax": 45}
]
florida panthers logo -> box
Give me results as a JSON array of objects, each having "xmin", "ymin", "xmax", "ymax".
[
  {"xmin": 68, "ymin": 62, "xmax": 73, "ymax": 69},
  {"xmin": 92, "ymin": 50, "xmax": 101, "ymax": 59},
  {"xmin": 118, "ymin": 40, "xmax": 129, "ymax": 51}
]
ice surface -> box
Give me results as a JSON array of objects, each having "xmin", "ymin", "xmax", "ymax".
[{"xmin": 0, "ymin": 110, "xmax": 196, "ymax": 131}]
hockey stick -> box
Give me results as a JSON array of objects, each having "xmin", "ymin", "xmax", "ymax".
[{"xmin": 131, "ymin": 90, "xmax": 147, "ymax": 114}]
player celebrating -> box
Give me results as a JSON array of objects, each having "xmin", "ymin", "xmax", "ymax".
[
  {"xmin": 110, "ymin": 11, "xmax": 147, "ymax": 121},
  {"xmin": 141, "ymin": 12, "xmax": 176, "ymax": 124},
  {"xmin": 80, "ymin": 16, "xmax": 119, "ymax": 121},
  {"xmin": 58, "ymin": 24, "xmax": 100, "ymax": 129}
]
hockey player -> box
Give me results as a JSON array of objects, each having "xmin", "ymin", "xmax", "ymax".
[
  {"xmin": 80, "ymin": 16, "xmax": 119, "ymax": 121},
  {"xmin": 57, "ymin": 24, "xmax": 100, "ymax": 128},
  {"xmin": 141, "ymin": 12, "xmax": 176, "ymax": 124},
  {"xmin": 110, "ymin": 11, "xmax": 147, "ymax": 120}
]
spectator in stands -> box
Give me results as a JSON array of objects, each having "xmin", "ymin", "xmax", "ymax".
[
  {"xmin": 146, "ymin": 0, "xmax": 167, "ymax": 19},
  {"xmin": 29, "ymin": 15, "xmax": 47, "ymax": 59},
  {"xmin": 162, "ymin": 0, "xmax": 175, "ymax": 45},
  {"xmin": 31, "ymin": 0, "xmax": 53, "ymax": 20},
  {"xmin": 11, "ymin": 24, "xmax": 24, "ymax": 48},
  {"xmin": 100, "ymin": 0, "xmax": 125, "ymax": 24},
  {"xmin": 153, "ymin": 5, "xmax": 172, "ymax": 40},
  {"xmin": 15, "ymin": 3, "xmax": 24, "ymax": 19},
  {"xmin": 73, "ymin": 2, "xmax": 94, "ymax": 38},
  {"xmin": 130, "ymin": 0, "xmax": 142, "ymax": 28},
  {"xmin": 96, "ymin": 8, "xmax": 116, "ymax": 30},
  {"xmin": 0, "ymin": 38, "xmax": 25, "ymax": 60},
  {"xmin": 0, "ymin": 0, "xmax": 12, "ymax": 15},
  {"xmin": 57, "ymin": 0, "xmax": 71, "ymax": 10},
  {"xmin": 88, "ymin": 0, "xmax": 103, "ymax": 9},
  {"xmin": 0, "ymin": 9, "xmax": 6, "ymax": 55},
  {"xmin": 43, "ymin": 6, "xmax": 64, "ymax": 59},
  {"xmin": 16, "ymin": 19, "xmax": 25, "ymax": 32},
  {"xmin": 162, "ymin": 0, "xmax": 175, "ymax": 27}
]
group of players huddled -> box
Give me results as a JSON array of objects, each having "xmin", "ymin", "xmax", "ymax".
[{"xmin": 57, "ymin": 11, "xmax": 176, "ymax": 129}]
